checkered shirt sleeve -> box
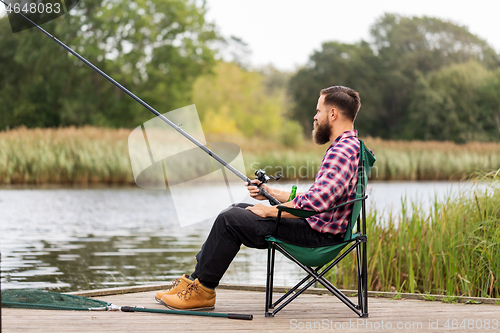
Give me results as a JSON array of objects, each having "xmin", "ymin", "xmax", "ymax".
[{"xmin": 292, "ymin": 130, "xmax": 360, "ymax": 235}]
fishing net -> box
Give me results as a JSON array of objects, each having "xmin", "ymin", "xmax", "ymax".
[{"xmin": 1, "ymin": 289, "xmax": 109, "ymax": 311}]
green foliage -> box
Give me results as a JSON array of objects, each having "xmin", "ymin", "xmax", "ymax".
[
  {"xmin": 465, "ymin": 300, "xmax": 482, "ymax": 304},
  {"xmin": 442, "ymin": 296, "xmax": 460, "ymax": 304},
  {"xmin": 408, "ymin": 61, "xmax": 499, "ymax": 142},
  {"xmin": 371, "ymin": 14, "xmax": 499, "ymax": 73},
  {"xmin": 280, "ymin": 120, "xmax": 303, "ymax": 148},
  {"xmin": 289, "ymin": 13, "xmax": 500, "ymax": 142},
  {"xmin": 476, "ymin": 68, "xmax": 500, "ymax": 140},
  {"xmin": 0, "ymin": 0, "xmax": 217, "ymax": 129},
  {"xmin": 390, "ymin": 293, "xmax": 402, "ymax": 300},
  {"xmin": 422, "ymin": 294, "xmax": 437, "ymax": 301}
]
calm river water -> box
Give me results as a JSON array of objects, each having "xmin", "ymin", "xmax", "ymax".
[{"xmin": 0, "ymin": 181, "xmax": 471, "ymax": 291}]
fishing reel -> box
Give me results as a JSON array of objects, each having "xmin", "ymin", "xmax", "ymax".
[{"xmin": 254, "ymin": 169, "xmax": 281, "ymax": 184}]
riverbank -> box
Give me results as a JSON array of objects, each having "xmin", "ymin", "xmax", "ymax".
[{"xmin": 1, "ymin": 126, "xmax": 500, "ymax": 184}]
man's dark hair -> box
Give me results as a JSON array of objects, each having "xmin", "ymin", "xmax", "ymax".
[{"xmin": 320, "ymin": 86, "xmax": 361, "ymax": 122}]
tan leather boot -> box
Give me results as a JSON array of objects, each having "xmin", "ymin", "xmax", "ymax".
[
  {"xmin": 160, "ymin": 278, "xmax": 216, "ymax": 311},
  {"xmin": 155, "ymin": 274, "xmax": 192, "ymax": 302}
]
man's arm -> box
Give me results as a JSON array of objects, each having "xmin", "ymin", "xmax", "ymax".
[
  {"xmin": 245, "ymin": 200, "xmax": 300, "ymax": 218},
  {"xmin": 248, "ymin": 144, "xmax": 356, "ymax": 219}
]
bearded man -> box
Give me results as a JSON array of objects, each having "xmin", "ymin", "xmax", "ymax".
[{"xmin": 156, "ymin": 85, "xmax": 363, "ymax": 311}]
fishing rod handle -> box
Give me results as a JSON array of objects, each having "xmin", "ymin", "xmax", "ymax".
[
  {"xmin": 227, "ymin": 313, "xmax": 253, "ymax": 320},
  {"xmin": 120, "ymin": 306, "xmax": 135, "ymax": 312},
  {"xmin": 260, "ymin": 186, "xmax": 281, "ymax": 205},
  {"xmin": 247, "ymin": 178, "xmax": 281, "ymax": 205}
]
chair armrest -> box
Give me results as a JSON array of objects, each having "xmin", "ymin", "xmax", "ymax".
[
  {"xmin": 276, "ymin": 206, "xmax": 319, "ymax": 218},
  {"xmin": 277, "ymin": 195, "xmax": 368, "ymax": 218}
]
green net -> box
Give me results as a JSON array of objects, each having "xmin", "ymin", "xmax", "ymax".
[{"xmin": 1, "ymin": 289, "xmax": 109, "ymax": 311}]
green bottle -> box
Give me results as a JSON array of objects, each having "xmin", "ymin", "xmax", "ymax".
[{"xmin": 287, "ymin": 185, "xmax": 297, "ymax": 201}]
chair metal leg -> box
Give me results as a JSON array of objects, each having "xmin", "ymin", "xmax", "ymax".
[
  {"xmin": 266, "ymin": 235, "xmax": 369, "ymax": 318},
  {"xmin": 272, "ymin": 273, "xmax": 318, "ymax": 315},
  {"xmin": 361, "ymin": 241, "xmax": 369, "ymax": 317},
  {"xmin": 361, "ymin": 193, "xmax": 369, "ymax": 318},
  {"xmin": 272, "ymin": 267, "xmax": 321, "ymax": 309},
  {"xmin": 265, "ymin": 242, "xmax": 276, "ymax": 317},
  {"xmin": 269, "ymin": 243, "xmax": 276, "ymax": 309},
  {"xmin": 271, "ymin": 240, "xmax": 367, "ymax": 317},
  {"xmin": 356, "ymin": 246, "xmax": 363, "ymax": 309}
]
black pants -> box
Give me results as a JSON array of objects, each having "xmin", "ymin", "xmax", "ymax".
[{"xmin": 191, "ymin": 203, "xmax": 343, "ymax": 288}]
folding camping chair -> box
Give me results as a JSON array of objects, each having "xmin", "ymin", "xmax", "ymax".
[{"xmin": 264, "ymin": 140, "xmax": 375, "ymax": 317}]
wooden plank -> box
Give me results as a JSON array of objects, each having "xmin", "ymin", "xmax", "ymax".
[{"xmin": 2, "ymin": 289, "xmax": 499, "ymax": 332}]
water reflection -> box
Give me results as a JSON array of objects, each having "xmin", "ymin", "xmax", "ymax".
[{"xmin": 3, "ymin": 234, "xmax": 203, "ymax": 291}]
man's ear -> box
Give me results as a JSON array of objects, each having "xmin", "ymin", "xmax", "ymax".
[{"xmin": 330, "ymin": 108, "xmax": 337, "ymax": 121}]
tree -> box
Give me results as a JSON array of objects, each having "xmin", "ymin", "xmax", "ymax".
[
  {"xmin": 0, "ymin": 0, "xmax": 218, "ymax": 129},
  {"xmin": 476, "ymin": 68, "xmax": 500, "ymax": 141},
  {"xmin": 288, "ymin": 41, "xmax": 384, "ymax": 136},
  {"xmin": 193, "ymin": 62, "xmax": 303, "ymax": 146},
  {"xmin": 288, "ymin": 13, "xmax": 500, "ymax": 141},
  {"xmin": 408, "ymin": 61, "xmax": 495, "ymax": 142},
  {"xmin": 371, "ymin": 14, "xmax": 500, "ymax": 137}
]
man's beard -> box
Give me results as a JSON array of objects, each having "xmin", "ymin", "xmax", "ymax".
[{"xmin": 312, "ymin": 118, "xmax": 331, "ymax": 145}]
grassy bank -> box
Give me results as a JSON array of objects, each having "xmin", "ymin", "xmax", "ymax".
[
  {"xmin": 327, "ymin": 171, "xmax": 500, "ymax": 298},
  {"xmin": 1, "ymin": 127, "xmax": 500, "ymax": 184}
]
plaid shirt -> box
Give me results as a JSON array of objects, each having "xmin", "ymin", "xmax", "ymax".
[{"xmin": 292, "ymin": 130, "xmax": 360, "ymax": 235}]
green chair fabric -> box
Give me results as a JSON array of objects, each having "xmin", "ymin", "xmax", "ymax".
[{"xmin": 264, "ymin": 235, "xmax": 359, "ymax": 267}]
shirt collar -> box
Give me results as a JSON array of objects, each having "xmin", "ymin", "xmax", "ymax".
[{"xmin": 328, "ymin": 129, "xmax": 358, "ymax": 150}]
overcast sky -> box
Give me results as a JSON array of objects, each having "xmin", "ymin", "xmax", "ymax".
[{"xmin": 204, "ymin": 0, "xmax": 500, "ymax": 71}]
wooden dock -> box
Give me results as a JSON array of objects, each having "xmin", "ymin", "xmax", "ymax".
[{"xmin": 2, "ymin": 284, "xmax": 499, "ymax": 332}]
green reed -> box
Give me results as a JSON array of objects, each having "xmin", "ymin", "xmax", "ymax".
[
  {"xmin": 327, "ymin": 170, "xmax": 500, "ymax": 298},
  {"xmin": 1, "ymin": 127, "xmax": 500, "ymax": 184},
  {"xmin": 0, "ymin": 127, "xmax": 132, "ymax": 184},
  {"xmin": 243, "ymin": 138, "xmax": 500, "ymax": 181}
]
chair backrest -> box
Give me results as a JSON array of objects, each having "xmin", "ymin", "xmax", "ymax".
[{"xmin": 343, "ymin": 140, "xmax": 376, "ymax": 241}]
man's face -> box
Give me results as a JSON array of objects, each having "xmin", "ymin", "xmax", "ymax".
[{"xmin": 312, "ymin": 95, "xmax": 332, "ymax": 145}]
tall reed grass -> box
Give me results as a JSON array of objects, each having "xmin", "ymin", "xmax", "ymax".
[
  {"xmin": 0, "ymin": 127, "xmax": 132, "ymax": 184},
  {"xmin": 327, "ymin": 170, "xmax": 500, "ymax": 298},
  {"xmin": 1, "ymin": 127, "xmax": 500, "ymax": 184},
  {"xmin": 240, "ymin": 137, "xmax": 500, "ymax": 181}
]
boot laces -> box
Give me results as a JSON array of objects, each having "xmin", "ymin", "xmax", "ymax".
[
  {"xmin": 171, "ymin": 277, "xmax": 181, "ymax": 288},
  {"xmin": 177, "ymin": 281, "xmax": 199, "ymax": 300}
]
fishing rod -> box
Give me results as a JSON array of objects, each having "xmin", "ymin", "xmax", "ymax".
[
  {"xmin": 3, "ymin": 301, "xmax": 253, "ymax": 320},
  {"xmin": 1, "ymin": 0, "xmax": 281, "ymax": 205}
]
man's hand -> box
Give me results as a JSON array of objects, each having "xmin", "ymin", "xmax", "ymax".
[
  {"xmin": 245, "ymin": 180, "xmax": 269, "ymax": 201},
  {"xmin": 245, "ymin": 203, "xmax": 274, "ymax": 218},
  {"xmin": 246, "ymin": 179, "xmax": 302, "ymax": 203}
]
